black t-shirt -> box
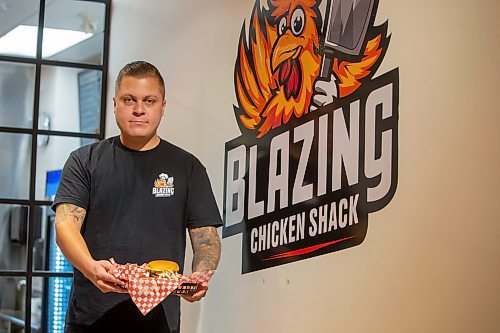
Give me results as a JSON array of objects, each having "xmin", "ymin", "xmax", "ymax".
[{"xmin": 52, "ymin": 136, "xmax": 222, "ymax": 330}]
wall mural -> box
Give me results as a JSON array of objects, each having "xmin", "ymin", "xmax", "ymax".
[{"xmin": 223, "ymin": 0, "xmax": 399, "ymax": 274}]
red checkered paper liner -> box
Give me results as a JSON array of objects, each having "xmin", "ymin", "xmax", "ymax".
[{"xmin": 110, "ymin": 263, "xmax": 213, "ymax": 315}]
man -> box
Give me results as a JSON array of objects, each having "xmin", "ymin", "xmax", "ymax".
[{"xmin": 53, "ymin": 61, "xmax": 222, "ymax": 333}]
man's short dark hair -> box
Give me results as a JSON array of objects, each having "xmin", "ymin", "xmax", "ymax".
[{"xmin": 115, "ymin": 61, "xmax": 165, "ymax": 98}]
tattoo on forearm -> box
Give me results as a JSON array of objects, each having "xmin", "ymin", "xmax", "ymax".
[
  {"xmin": 55, "ymin": 203, "xmax": 86, "ymax": 230},
  {"xmin": 189, "ymin": 226, "xmax": 221, "ymax": 272}
]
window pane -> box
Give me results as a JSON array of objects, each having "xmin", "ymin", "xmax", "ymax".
[
  {"xmin": 43, "ymin": 0, "xmax": 106, "ymax": 65},
  {"xmin": 32, "ymin": 205, "xmax": 48, "ymax": 272},
  {"xmin": 32, "ymin": 276, "xmax": 43, "ymax": 332},
  {"xmin": 0, "ymin": 204, "xmax": 29, "ymax": 271},
  {"xmin": 0, "ymin": 276, "xmax": 26, "ymax": 331},
  {"xmin": 36, "ymin": 135, "xmax": 93, "ymax": 201},
  {"xmin": 32, "ymin": 276, "xmax": 72, "ymax": 333},
  {"xmin": 0, "ymin": 132, "xmax": 31, "ymax": 200},
  {"xmin": 0, "ymin": 61, "xmax": 36, "ymax": 129},
  {"xmin": 0, "ymin": 0, "xmax": 40, "ymax": 59},
  {"xmin": 32, "ymin": 205, "xmax": 73, "ymax": 274},
  {"xmin": 39, "ymin": 65, "xmax": 102, "ymax": 134}
]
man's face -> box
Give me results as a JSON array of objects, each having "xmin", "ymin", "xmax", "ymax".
[{"xmin": 113, "ymin": 75, "xmax": 166, "ymax": 141}]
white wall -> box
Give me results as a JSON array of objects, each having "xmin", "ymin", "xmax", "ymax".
[{"xmin": 107, "ymin": 1, "xmax": 500, "ymax": 332}]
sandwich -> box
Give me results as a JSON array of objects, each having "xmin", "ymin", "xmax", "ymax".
[{"xmin": 144, "ymin": 260, "xmax": 180, "ymax": 279}]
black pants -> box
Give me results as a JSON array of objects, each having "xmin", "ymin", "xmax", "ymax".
[{"xmin": 65, "ymin": 299, "xmax": 172, "ymax": 333}]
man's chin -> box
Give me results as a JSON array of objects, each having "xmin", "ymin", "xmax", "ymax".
[{"xmin": 123, "ymin": 129, "xmax": 152, "ymax": 138}]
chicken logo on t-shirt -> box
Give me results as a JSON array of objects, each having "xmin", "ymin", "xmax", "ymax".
[{"xmin": 152, "ymin": 173, "xmax": 175, "ymax": 197}]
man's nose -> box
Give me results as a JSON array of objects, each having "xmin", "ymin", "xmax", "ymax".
[{"xmin": 132, "ymin": 101, "xmax": 146, "ymax": 115}]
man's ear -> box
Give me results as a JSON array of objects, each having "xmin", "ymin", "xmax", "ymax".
[
  {"xmin": 113, "ymin": 97, "xmax": 116, "ymax": 110},
  {"xmin": 162, "ymin": 99, "xmax": 167, "ymax": 117}
]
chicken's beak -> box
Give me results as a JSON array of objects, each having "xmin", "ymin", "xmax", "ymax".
[{"xmin": 271, "ymin": 32, "xmax": 304, "ymax": 73}]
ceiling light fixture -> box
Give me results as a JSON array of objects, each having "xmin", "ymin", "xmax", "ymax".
[{"xmin": 0, "ymin": 25, "xmax": 93, "ymax": 58}]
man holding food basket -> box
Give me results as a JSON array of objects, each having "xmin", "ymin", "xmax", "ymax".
[{"xmin": 52, "ymin": 61, "xmax": 222, "ymax": 333}]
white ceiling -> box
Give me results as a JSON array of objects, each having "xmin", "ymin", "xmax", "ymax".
[{"xmin": 0, "ymin": 0, "xmax": 106, "ymax": 63}]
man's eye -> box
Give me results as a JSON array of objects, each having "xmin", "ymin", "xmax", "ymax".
[
  {"xmin": 145, "ymin": 99, "xmax": 156, "ymax": 105},
  {"xmin": 123, "ymin": 97, "xmax": 133, "ymax": 104}
]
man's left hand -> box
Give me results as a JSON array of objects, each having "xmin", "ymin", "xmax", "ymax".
[{"xmin": 181, "ymin": 271, "xmax": 214, "ymax": 303}]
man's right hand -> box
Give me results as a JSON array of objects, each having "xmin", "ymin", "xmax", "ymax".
[
  {"xmin": 54, "ymin": 204, "xmax": 127, "ymax": 294},
  {"xmin": 83, "ymin": 259, "xmax": 128, "ymax": 294}
]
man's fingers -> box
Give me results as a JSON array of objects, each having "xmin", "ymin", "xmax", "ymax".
[
  {"xmin": 99, "ymin": 260, "xmax": 114, "ymax": 271},
  {"xmin": 95, "ymin": 268, "xmax": 124, "ymax": 287},
  {"xmin": 181, "ymin": 290, "xmax": 206, "ymax": 303},
  {"xmin": 86, "ymin": 259, "xmax": 126, "ymax": 294},
  {"xmin": 110, "ymin": 285, "xmax": 128, "ymax": 293},
  {"xmin": 193, "ymin": 288, "xmax": 207, "ymax": 298},
  {"xmin": 182, "ymin": 271, "xmax": 214, "ymax": 302},
  {"xmin": 180, "ymin": 284, "xmax": 208, "ymax": 303},
  {"xmin": 105, "ymin": 273, "xmax": 125, "ymax": 286},
  {"xmin": 97, "ymin": 280, "xmax": 128, "ymax": 294},
  {"xmin": 96, "ymin": 260, "xmax": 124, "ymax": 285}
]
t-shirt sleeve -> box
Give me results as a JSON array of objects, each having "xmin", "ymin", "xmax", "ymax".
[
  {"xmin": 51, "ymin": 150, "xmax": 90, "ymax": 212},
  {"xmin": 186, "ymin": 158, "xmax": 223, "ymax": 228}
]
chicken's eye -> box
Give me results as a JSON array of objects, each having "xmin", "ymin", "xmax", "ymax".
[
  {"xmin": 291, "ymin": 8, "xmax": 305, "ymax": 36},
  {"xmin": 278, "ymin": 16, "xmax": 287, "ymax": 36}
]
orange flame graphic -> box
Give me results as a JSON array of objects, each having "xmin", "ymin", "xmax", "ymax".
[
  {"xmin": 235, "ymin": 0, "xmax": 388, "ymax": 138},
  {"xmin": 154, "ymin": 179, "xmax": 167, "ymax": 188},
  {"xmin": 334, "ymin": 34, "xmax": 384, "ymax": 98}
]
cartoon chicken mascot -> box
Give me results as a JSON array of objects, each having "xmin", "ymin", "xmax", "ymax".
[{"xmin": 235, "ymin": 0, "xmax": 388, "ymax": 138}]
